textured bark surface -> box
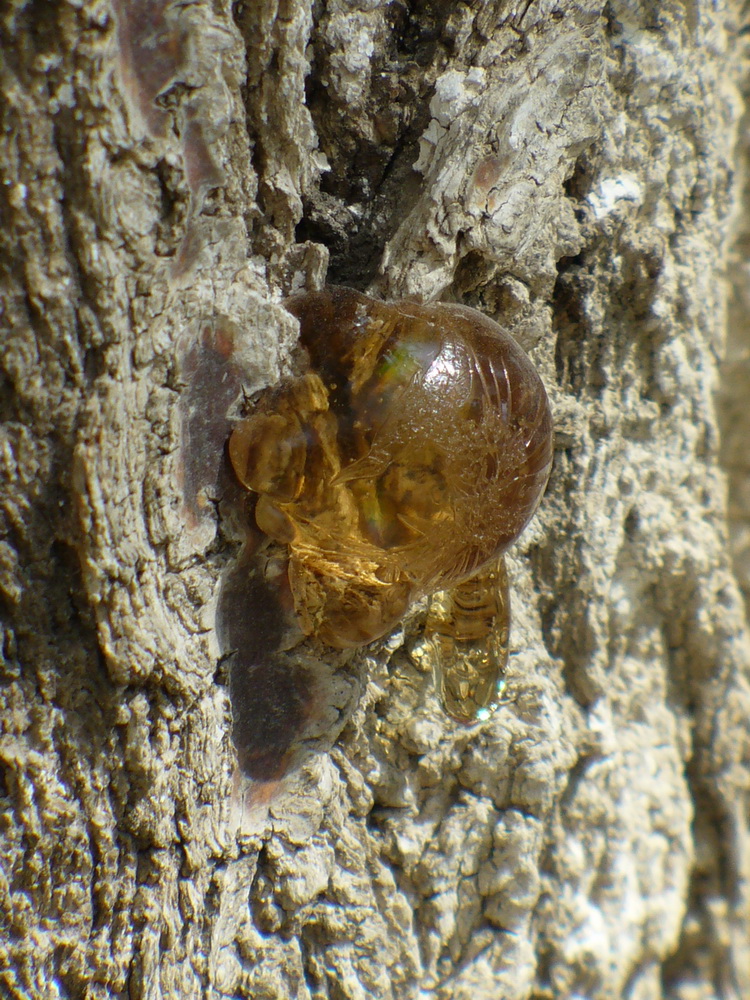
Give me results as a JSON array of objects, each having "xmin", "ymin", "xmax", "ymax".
[{"xmin": 1, "ymin": 1, "xmax": 750, "ymax": 999}]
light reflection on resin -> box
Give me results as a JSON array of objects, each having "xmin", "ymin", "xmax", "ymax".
[{"xmin": 228, "ymin": 286, "xmax": 553, "ymax": 724}]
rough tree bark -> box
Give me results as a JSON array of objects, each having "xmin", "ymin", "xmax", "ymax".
[{"xmin": 2, "ymin": 1, "xmax": 750, "ymax": 998}]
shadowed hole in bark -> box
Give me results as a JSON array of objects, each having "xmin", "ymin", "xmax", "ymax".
[
  {"xmin": 553, "ymin": 253, "xmax": 590, "ymax": 393},
  {"xmin": 293, "ymin": 1, "xmax": 449, "ymax": 284}
]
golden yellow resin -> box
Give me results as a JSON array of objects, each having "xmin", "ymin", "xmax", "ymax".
[{"xmin": 228, "ymin": 286, "xmax": 553, "ymax": 721}]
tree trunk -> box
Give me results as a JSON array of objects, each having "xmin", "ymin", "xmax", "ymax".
[{"xmin": 2, "ymin": 1, "xmax": 749, "ymax": 998}]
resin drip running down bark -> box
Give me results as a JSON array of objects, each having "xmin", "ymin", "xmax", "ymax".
[{"xmin": 228, "ymin": 286, "xmax": 553, "ymax": 729}]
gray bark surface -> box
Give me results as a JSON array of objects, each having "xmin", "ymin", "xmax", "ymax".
[{"xmin": 1, "ymin": 1, "xmax": 749, "ymax": 998}]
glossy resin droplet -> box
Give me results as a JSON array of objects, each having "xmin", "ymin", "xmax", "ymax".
[
  {"xmin": 229, "ymin": 286, "xmax": 553, "ymax": 720},
  {"xmin": 426, "ymin": 555, "xmax": 511, "ymax": 723}
]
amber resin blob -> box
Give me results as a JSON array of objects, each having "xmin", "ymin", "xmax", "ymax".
[{"xmin": 229, "ymin": 286, "xmax": 553, "ymax": 722}]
